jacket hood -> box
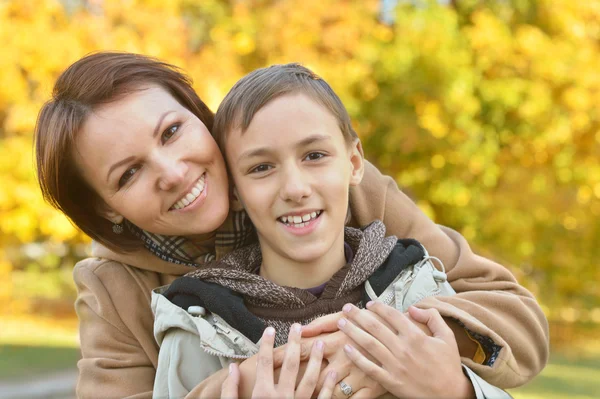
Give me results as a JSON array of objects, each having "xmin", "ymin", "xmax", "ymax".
[
  {"xmin": 177, "ymin": 221, "xmax": 400, "ymax": 309},
  {"xmin": 91, "ymin": 241, "xmax": 195, "ymax": 276}
]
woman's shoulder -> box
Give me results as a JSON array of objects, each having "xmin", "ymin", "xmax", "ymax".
[
  {"xmin": 73, "ymin": 256, "xmax": 169, "ymax": 306},
  {"xmin": 73, "ymin": 256, "xmax": 140, "ymax": 287}
]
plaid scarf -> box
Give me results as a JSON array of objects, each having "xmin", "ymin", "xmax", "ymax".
[{"xmin": 127, "ymin": 210, "xmax": 256, "ymax": 267}]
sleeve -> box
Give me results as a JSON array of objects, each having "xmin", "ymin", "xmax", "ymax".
[
  {"xmin": 153, "ymin": 328, "xmax": 225, "ymax": 399},
  {"xmin": 350, "ymin": 161, "xmax": 549, "ymax": 388},
  {"xmin": 462, "ymin": 365, "xmax": 514, "ymax": 399},
  {"xmin": 74, "ymin": 260, "xmax": 156, "ymax": 399}
]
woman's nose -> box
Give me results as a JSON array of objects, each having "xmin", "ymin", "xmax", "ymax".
[{"xmin": 156, "ymin": 157, "xmax": 187, "ymax": 191}]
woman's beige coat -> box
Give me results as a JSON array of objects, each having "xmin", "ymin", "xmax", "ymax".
[{"xmin": 73, "ymin": 162, "xmax": 549, "ymax": 398}]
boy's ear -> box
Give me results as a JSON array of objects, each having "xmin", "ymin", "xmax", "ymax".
[
  {"xmin": 349, "ymin": 139, "xmax": 365, "ymax": 186},
  {"xmin": 96, "ymin": 202, "xmax": 124, "ymax": 225},
  {"xmin": 230, "ymin": 186, "xmax": 245, "ymax": 211}
]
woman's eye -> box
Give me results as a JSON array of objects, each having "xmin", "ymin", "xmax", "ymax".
[
  {"xmin": 250, "ymin": 164, "xmax": 272, "ymax": 174},
  {"xmin": 304, "ymin": 152, "xmax": 325, "ymax": 161},
  {"xmin": 118, "ymin": 166, "xmax": 140, "ymax": 188},
  {"xmin": 161, "ymin": 124, "xmax": 180, "ymax": 144}
]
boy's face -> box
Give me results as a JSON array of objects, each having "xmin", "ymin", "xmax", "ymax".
[{"xmin": 225, "ymin": 93, "xmax": 364, "ymax": 267}]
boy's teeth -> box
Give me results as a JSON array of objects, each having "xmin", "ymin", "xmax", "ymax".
[
  {"xmin": 171, "ymin": 174, "xmax": 206, "ymax": 210},
  {"xmin": 279, "ymin": 210, "xmax": 321, "ymax": 227}
]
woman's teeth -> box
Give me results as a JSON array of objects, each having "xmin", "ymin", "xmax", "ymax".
[
  {"xmin": 279, "ymin": 211, "xmax": 321, "ymax": 228},
  {"xmin": 172, "ymin": 175, "xmax": 206, "ymax": 210}
]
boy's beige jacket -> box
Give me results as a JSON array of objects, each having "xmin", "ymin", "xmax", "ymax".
[{"xmin": 73, "ymin": 162, "xmax": 549, "ymax": 399}]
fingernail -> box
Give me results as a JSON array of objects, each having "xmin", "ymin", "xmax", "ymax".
[
  {"xmin": 292, "ymin": 323, "xmax": 302, "ymax": 333},
  {"xmin": 342, "ymin": 303, "xmax": 352, "ymax": 313},
  {"xmin": 229, "ymin": 363, "xmax": 234, "ymax": 374},
  {"xmin": 316, "ymin": 340, "xmax": 324, "ymax": 351},
  {"xmin": 337, "ymin": 318, "xmax": 347, "ymax": 328},
  {"xmin": 328, "ymin": 370, "xmax": 337, "ymax": 380},
  {"xmin": 265, "ymin": 327, "xmax": 275, "ymax": 336},
  {"xmin": 366, "ymin": 301, "xmax": 374, "ymax": 308},
  {"xmin": 344, "ymin": 344, "xmax": 353, "ymax": 353}
]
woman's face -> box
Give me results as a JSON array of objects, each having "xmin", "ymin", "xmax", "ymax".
[{"xmin": 74, "ymin": 85, "xmax": 230, "ymax": 236}]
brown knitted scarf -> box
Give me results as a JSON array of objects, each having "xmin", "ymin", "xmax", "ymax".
[{"xmin": 185, "ymin": 221, "xmax": 397, "ymax": 345}]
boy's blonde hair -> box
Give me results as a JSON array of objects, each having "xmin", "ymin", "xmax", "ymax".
[{"xmin": 213, "ymin": 63, "xmax": 358, "ymax": 153}]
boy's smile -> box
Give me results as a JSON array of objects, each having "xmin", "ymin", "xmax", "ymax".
[
  {"xmin": 225, "ymin": 93, "xmax": 364, "ymax": 288},
  {"xmin": 278, "ymin": 210, "xmax": 322, "ymax": 235}
]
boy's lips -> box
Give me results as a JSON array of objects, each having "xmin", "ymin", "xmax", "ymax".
[
  {"xmin": 277, "ymin": 210, "xmax": 322, "ymax": 225},
  {"xmin": 278, "ymin": 210, "xmax": 323, "ymax": 236}
]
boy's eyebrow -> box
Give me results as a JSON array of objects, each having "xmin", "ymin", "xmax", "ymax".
[{"xmin": 236, "ymin": 134, "xmax": 332, "ymax": 162}]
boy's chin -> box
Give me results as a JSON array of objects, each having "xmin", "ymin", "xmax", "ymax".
[{"xmin": 283, "ymin": 245, "xmax": 329, "ymax": 263}]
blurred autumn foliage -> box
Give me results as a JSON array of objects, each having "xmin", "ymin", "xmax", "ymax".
[{"xmin": 1, "ymin": 0, "xmax": 599, "ymax": 337}]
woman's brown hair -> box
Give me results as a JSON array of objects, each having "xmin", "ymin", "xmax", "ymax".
[{"xmin": 35, "ymin": 52, "xmax": 214, "ymax": 252}]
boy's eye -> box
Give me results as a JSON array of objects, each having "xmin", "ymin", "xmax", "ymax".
[
  {"xmin": 304, "ymin": 152, "xmax": 325, "ymax": 161},
  {"xmin": 118, "ymin": 165, "xmax": 141, "ymax": 188},
  {"xmin": 161, "ymin": 124, "xmax": 180, "ymax": 144},
  {"xmin": 249, "ymin": 164, "xmax": 272, "ymax": 174}
]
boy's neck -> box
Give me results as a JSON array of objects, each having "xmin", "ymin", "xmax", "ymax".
[{"xmin": 258, "ymin": 231, "xmax": 348, "ymax": 289}]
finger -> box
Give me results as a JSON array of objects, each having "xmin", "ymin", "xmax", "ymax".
[
  {"xmin": 405, "ymin": 311, "xmax": 433, "ymax": 336},
  {"xmin": 407, "ymin": 306, "xmax": 455, "ymax": 342},
  {"xmin": 280, "ymin": 335, "xmax": 318, "ymax": 363},
  {"xmin": 342, "ymin": 303, "xmax": 394, "ymax": 331},
  {"xmin": 346, "ymin": 388, "xmax": 372, "ymax": 399},
  {"xmin": 336, "ymin": 317, "xmax": 396, "ymax": 366},
  {"xmin": 296, "ymin": 340, "xmax": 325, "ymax": 398},
  {"xmin": 341, "ymin": 304, "xmax": 399, "ymax": 350},
  {"xmin": 342, "ymin": 344, "xmax": 390, "ymax": 388},
  {"xmin": 317, "ymin": 359, "xmax": 349, "ymax": 393},
  {"xmin": 365, "ymin": 301, "xmax": 423, "ymax": 337},
  {"xmin": 255, "ymin": 326, "xmax": 276, "ymax": 386},
  {"xmin": 301, "ymin": 312, "xmax": 343, "ymax": 337},
  {"xmin": 221, "ymin": 363, "xmax": 240, "ymax": 399},
  {"xmin": 317, "ymin": 370, "xmax": 338, "ymax": 399},
  {"xmin": 278, "ymin": 323, "xmax": 303, "ymax": 389}
]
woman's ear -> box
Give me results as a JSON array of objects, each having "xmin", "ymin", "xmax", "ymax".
[
  {"xmin": 349, "ymin": 139, "xmax": 365, "ymax": 186},
  {"xmin": 230, "ymin": 186, "xmax": 245, "ymax": 211},
  {"xmin": 96, "ymin": 202, "xmax": 124, "ymax": 224}
]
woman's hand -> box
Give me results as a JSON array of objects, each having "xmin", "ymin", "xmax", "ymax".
[
  {"xmin": 337, "ymin": 302, "xmax": 475, "ymax": 399},
  {"xmin": 222, "ymin": 324, "xmax": 338, "ymax": 399},
  {"xmin": 301, "ymin": 307, "xmax": 433, "ymax": 338}
]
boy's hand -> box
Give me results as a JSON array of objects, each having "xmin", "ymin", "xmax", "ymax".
[{"xmin": 223, "ymin": 324, "xmax": 337, "ymax": 399}]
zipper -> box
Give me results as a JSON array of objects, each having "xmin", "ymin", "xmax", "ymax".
[{"xmin": 199, "ymin": 315, "xmax": 258, "ymax": 360}]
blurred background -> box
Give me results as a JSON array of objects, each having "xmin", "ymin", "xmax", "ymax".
[{"xmin": 1, "ymin": 0, "xmax": 599, "ymax": 398}]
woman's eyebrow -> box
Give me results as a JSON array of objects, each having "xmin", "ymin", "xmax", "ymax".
[
  {"xmin": 107, "ymin": 156, "xmax": 135, "ymax": 183},
  {"xmin": 106, "ymin": 110, "xmax": 176, "ymax": 183},
  {"xmin": 153, "ymin": 110, "xmax": 176, "ymax": 137}
]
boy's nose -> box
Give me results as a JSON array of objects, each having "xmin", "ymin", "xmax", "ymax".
[{"xmin": 279, "ymin": 168, "xmax": 311, "ymax": 202}]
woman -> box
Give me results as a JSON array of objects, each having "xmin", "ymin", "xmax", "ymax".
[{"xmin": 35, "ymin": 52, "xmax": 548, "ymax": 398}]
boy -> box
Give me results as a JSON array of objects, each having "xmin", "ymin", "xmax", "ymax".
[{"xmin": 151, "ymin": 64, "xmax": 531, "ymax": 398}]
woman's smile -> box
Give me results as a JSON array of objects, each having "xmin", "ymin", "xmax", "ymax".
[{"xmin": 170, "ymin": 173, "xmax": 207, "ymax": 211}]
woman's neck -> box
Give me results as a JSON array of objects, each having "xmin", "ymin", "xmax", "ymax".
[
  {"xmin": 258, "ymin": 232, "xmax": 347, "ymax": 289},
  {"xmin": 185, "ymin": 231, "xmax": 216, "ymax": 251}
]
